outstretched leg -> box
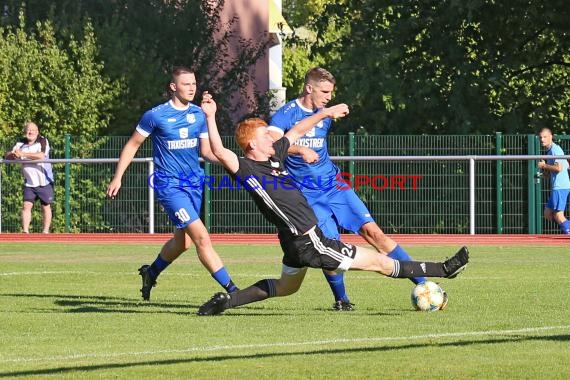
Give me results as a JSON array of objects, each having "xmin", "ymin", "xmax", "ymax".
[
  {"xmin": 359, "ymin": 222, "xmax": 427, "ymax": 284},
  {"xmin": 198, "ymin": 266, "xmax": 307, "ymax": 315},
  {"xmin": 351, "ymin": 244, "xmax": 469, "ymax": 280}
]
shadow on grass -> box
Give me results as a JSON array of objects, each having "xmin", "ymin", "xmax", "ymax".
[
  {"xmin": 1, "ymin": 334, "xmax": 569, "ymax": 378},
  {"xmin": 0, "ymin": 293, "xmax": 200, "ymax": 313},
  {"xmin": 1, "ymin": 292, "xmax": 405, "ymax": 316}
]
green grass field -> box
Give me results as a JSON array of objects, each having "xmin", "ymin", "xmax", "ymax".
[{"xmin": 1, "ymin": 242, "xmax": 569, "ymax": 379}]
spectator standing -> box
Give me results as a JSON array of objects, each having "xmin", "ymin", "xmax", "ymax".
[{"xmin": 5, "ymin": 122, "xmax": 54, "ymax": 233}]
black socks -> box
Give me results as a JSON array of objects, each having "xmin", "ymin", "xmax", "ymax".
[
  {"xmin": 391, "ymin": 260, "xmax": 446, "ymax": 278},
  {"xmin": 228, "ymin": 279, "xmax": 277, "ymax": 308}
]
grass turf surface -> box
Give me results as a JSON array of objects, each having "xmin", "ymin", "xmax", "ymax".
[{"xmin": 1, "ymin": 243, "xmax": 569, "ymax": 379}]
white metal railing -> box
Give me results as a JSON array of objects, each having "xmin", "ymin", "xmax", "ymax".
[
  {"xmin": 1, "ymin": 155, "xmax": 569, "ymax": 235},
  {"xmin": 335, "ymin": 155, "xmax": 570, "ymax": 234}
]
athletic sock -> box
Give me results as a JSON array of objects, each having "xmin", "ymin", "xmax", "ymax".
[
  {"xmin": 559, "ymin": 220, "xmax": 570, "ymax": 234},
  {"xmin": 388, "ymin": 245, "xmax": 427, "ymax": 284},
  {"xmin": 323, "ymin": 271, "xmax": 350, "ymax": 302},
  {"xmin": 149, "ymin": 254, "xmax": 171, "ymax": 279},
  {"xmin": 211, "ymin": 267, "xmax": 238, "ymax": 292},
  {"xmin": 228, "ymin": 279, "xmax": 276, "ymax": 308},
  {"xmin": 390, "ymin": 259, "xmax": 446, "ymax": 278}
]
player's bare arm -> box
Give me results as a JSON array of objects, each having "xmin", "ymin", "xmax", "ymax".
[
  {"xmin": 200, "ymin": 137, "xmax": 221, "ymax": 164},
  {"xmin": 538, "ymin": 160, "xmax": 562, "ymax": 173},
  {"xmin": 106, "ymin": 131, "xmax": 146, "ymax": 198},
  {"xmin": 268, "ymin": 130, "xmax": 319, "ymax": 163},
  {"xmin": 285, "ymin": 103, "xmax": 349, "ymax": 145},
  {"xmin": 201, "ymin": 93, "xmax": 239, "ymax": 174}
]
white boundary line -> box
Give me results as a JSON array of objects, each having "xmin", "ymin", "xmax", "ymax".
[
  {"xmin": 0, "ymin": 271, "xmax": 96, "ymax": 276},
  {"xmin": 2, "ymin": 325, "xmax": 569, "ymax": 364}
]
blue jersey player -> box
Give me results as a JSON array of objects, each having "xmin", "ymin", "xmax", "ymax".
[
  {"xmin": 537, "ymin": 127, "xmax": 570, "ymax": 234},
  {"xmin": 268, "ymin": 68, "xmax": 428, "ymax": 310},
  {"xmin": 107, "ymin": 66, "xmax": 238, "ymax": 300}
]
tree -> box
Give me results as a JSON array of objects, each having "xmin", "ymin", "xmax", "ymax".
[
  {"xmin": 284, "ymin": 0, "xmax": 570, "ymax": 135},
  {"xmin": 0, "ymin": 11, "xmax": 120, "ymax": 142},
  {"xmin": 0, "ymin": 11, "xmax": 122, "ymax": 231},
  {"xmin": 2, "ymin": 0, "xmax": 270, "ymax": 135}
]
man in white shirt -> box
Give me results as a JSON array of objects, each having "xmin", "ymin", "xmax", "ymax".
[{"xmin": 5, "ymin": 122, "xmax": 54, "ymax": 233}]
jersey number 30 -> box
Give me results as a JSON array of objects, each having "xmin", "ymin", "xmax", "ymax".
[{"xmin": 175, "ymin": 208, "xmax": 191, "ymax": 223}]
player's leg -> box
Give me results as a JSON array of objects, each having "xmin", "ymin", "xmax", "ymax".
[
  {"xmin": 197, "ymin": 266, "xmax": 307, "ymax": 315},
  {"xmin": 350, "ymin": 244, "xmax": 469, "ymax": 279},
  {"xmin": 139, "ymin": 186, "xmax": 236, "ymax": 301},
  {"xmin": 139, "ymin": 187, "xmax": 192, "ymax": 300},
  {"xmin": 40, "ymin": 203, "xmax": 52, "ymax": 234},
  {"xmin": 184, "ymin": 218, "xmax": 238, "ymax": 293},
  {"xmin": 330, "ymin": 187, "xmax": 427, "ymax": 284},
  {"xmin": 546, "ymin": 189, "xmax": 570, "ymax": 234},
  {"xmin": 554, "ymin": 212, "xmax": 570, "ymax": 234},
  {"xmin": 543, "ymin": 207, "xmax": 554, "ymax": 221},
  {"xmin": 320, "ymin": 214, "xmax": 353, "ymax": 310},
  {"xmin": 359, "ymin": 222, "xmax": 427, "ymax": 284},
  {"xmin": 138, "ymin": 228, "xmax": 188, "ymax": 301},
  {"xmin": 21, "ymin": 186, "xmax": 35, "ymax": 233},
  {"xmin": 292, "ymin": 227, "xmax": 468, "ymax": 281},
  {"xmin": 305, "ymin": 188, "xmax": 353, "ymax": 310},
  {"xmin": 184, "ymin": 186, "xmax": 238, "ymax": 292},
  {"xmin": 38, "ymin": 184, "xmax": 54, "ymax": 234},
  {"xmin": 21, "ymin": 201, "xmax": 33, "ymax": 233}
]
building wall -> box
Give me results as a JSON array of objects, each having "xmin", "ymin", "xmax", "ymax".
[{"xmin": 218, "ymin": 0, "xmax": 270, "ymax": 122}]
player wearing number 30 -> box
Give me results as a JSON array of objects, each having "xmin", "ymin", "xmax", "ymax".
[{"xmin": 106, "ymin": 66, "xmax": 238, "ymax": 301}]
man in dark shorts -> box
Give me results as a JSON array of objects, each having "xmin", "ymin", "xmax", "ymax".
[
  {"xmin": 5, "ymin": 122, "xmax": 54, "ymax": 233},
  {"xmin": 196, "ymin": 93, "xmax": 469, "ymax": 315}
]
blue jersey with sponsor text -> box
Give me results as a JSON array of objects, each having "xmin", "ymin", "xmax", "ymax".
[
  {"xmin": 268, "ymin": 99, "xmax": 339, "ymax": 190},
  {"xmin": 136, "ymin": 100, "xmax": 207, "ymax": 187},
  {"xmin": 546, "ymin": 143, "xmax": 570, "ymax": 190}
]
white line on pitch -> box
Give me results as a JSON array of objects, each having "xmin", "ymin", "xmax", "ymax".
[
  {"xmin": 2, "ymin": 325, "xmax": 569, "ymax": 364},
  {"xmin": 0, "ymin": 271, "xmax": 96, "ymax": 276}
]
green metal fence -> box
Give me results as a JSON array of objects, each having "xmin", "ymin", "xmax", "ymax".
[{"xmin": 1, "ymin": 134, "xmax": 569, "ymax": 234}]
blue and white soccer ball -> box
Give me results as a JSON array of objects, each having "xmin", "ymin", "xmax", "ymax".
[{"xmin": 411, "ymin": 281, "xmax": 447, "ymax": 312}]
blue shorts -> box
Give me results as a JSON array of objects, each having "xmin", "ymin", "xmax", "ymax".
[
  {"xmin": 156, "ymin": 185, "xmax": 203, "ymax": 229},
  {"xmin": 546, "ymin": 189, "xmax": 570, "ymax": 212},
  {"xmin": 302, "ymin": 185, "xmax": 374, "ymax": 239}
]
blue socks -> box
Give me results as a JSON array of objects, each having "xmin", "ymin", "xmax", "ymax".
[
  {"xmin": 560, "ymin": 220, "xmax": 570, "ymax": 234},
  {"xmin": 149, "ymin": 255, "xmax": 238, "ymax": 293},
  {"xmin": 388, "ymin": 245, "xmax": 427, "ymax": 285},
  {"xmin": 212, "ymin": 267, "xmax": 238, "ymax": 293},
  {"xmin": 149, "ymin": 254, "xmax": 171, "ymax": 279},
  {"xmin": 324, "ymin": 271, "xmax": 349, "ymax": 302}
]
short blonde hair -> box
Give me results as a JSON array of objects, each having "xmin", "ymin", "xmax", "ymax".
[{"xmin": 304, "ymin": 67, "xmax": 336, "ymax": 86}]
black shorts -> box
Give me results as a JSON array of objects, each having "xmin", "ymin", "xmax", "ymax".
[
  {"xmin": 279, "ymin": 226, "xmax": 357, "ymax": 271},
  {"xmin": 23, "ymin": 184, "xmax": 54, "ymax": 205}
]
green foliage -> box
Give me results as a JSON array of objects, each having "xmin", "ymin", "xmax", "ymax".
[
  {"xmin": 283, "ymin": 0, "xmax": 570, "ymax": 135},
  {"xmin": 0, "ymin": 11, "xmax": 120, "ymax": 141},
  {"xmin": 0, "ymin": 11, "xmax": 121, "ymax": 232},
  {"xmin": 282, "ymin": 0, "xmax": 345, "ymax": 97},
  {"xmin": 2, "ymin": 0, "xmax": 270, "ymax": 135},
  {"xmin": 0, "ymin": 1, "xmax": 271, "ymax": 231}
]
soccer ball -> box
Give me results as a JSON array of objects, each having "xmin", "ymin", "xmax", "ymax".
[{"xmin": 411, "ymin": 281, "xmax": 447, "ymax": 312}]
